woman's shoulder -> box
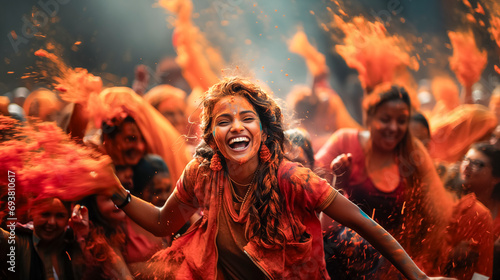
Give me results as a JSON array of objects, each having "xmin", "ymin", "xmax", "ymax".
[
  {"xmin": 329, "ymin": 128, "xmax": 360, "ymax": 142},
  {"xmin": 278, "ymin": 160, "xmax": 325, "ymax": 187},
  {"xmin": 451, "ymin": 193, "xmax": 492, "ymax": 225},
  {"xmin": 184, "ymin": 157, "xmax": 210, "ymax": 176},
  {"xmin": 316, "ymin": 128, "xmax": 362, "ymax": 163}
]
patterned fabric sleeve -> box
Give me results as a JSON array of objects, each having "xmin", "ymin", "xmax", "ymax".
[
  {"xmin": 280, "ymin": 161, "xmax": 339, "ymax": 212},
  {"xmin": 174, "ymin": 158, "xmax": 202, "ymax": 208}
]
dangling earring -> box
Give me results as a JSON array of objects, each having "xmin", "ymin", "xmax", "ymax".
[
  {"xmin": 211, "ymin": 152, "xmax": 223, "ymax": 171},
  {"xmin": 260, "ymin": 143, "xmax": 271, "ymax": 162}
]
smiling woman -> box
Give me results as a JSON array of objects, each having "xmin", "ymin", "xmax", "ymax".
[
  {"xmin": 107, "ymin": 77, "xmax": 456, "ymax": 280},
  {"xmin": 315, "ymin": 83, "xmax": 459, "ymax": 278}
]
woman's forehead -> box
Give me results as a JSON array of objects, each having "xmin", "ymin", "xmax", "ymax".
[
  {"xmin": 213, "ymin": 96, "xmax": 256, "ymax": 115},
  {"xmin": 467, "ymin": 148, "xmax": 488, "ymax": 160},
  {"xmin": 32, "ymin": 198, "xmax": 68, "ymax": 213}
]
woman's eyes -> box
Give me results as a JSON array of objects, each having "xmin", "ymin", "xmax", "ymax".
[
  {"xmin": 378, "ymin": 117, "xmax": 408, "ymax": 124},
  {"xmin": 216, "ymin": 117, "xmax": 255, "ymax": 126}
]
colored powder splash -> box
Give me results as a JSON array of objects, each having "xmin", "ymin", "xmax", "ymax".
[
  {"xmin": 157, "ymin": 0, "xmax": 222, "ymax": 90},
  {"xmin": 431, "ymin": 76, "xmax": 460, "ymax": 112},
  {"xmin": 333, "ymin": 15, "xmax": 419, "ymax": 94},
  {"xmin": 34, "ymin": 48, "xmax": 103, "ymax": 105},
  {"xmin": 448, "ymin": 30, "xmax": 487, "ymax": 88},
  {"xmin": 288, "ymin": 30, "xmax": 327, "ymax": 77},
  {"xmin": 490, "ymin": 17, "xmax": 500, "ymax": 48},
  {"xmin": 0, "ymin": 120, "xmax": 117, "ymax": 220}
]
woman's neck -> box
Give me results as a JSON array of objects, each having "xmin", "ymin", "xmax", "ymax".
[
  {"xmin": 226, "ymin": 158, "xmax": 259, "ymax": 185},
  {"xmin": 360, "ymin": 131, "xmax": 397, "ymax": 162}
]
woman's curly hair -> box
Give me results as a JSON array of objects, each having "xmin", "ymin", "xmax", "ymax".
[{"xmin": 195, "ymin": 77, "xmax": 286, "ymax": 247}]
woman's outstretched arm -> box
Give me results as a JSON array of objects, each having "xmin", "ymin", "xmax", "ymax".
[
  {"xmin": 111, "ymin": 184, "xmax": 198, "ymax": 237},
  {"xmin": 322, "ymin": 193, "xmax": 454, "ymax": 280}
]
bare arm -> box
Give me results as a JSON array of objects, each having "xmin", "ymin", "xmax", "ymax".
[
  {"xmin": 462, "ymin": 86, "xmax": 473, "ymax": 104},
  {"xmin": 322, "ymin": 193, "xmax": 428, "ymax": 280},
  {"xmin": 112, "ymin": 185, "xmax": 198, "ymax": 237}
]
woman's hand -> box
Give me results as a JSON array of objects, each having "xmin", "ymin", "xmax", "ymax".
[
  {"xmin": 330, "ymin": 153, "xmax": 352, "ymax": 188},
  {"xmin": 69, "ymin": 204, "xmax": 89, "ymax": 241},
  {"xmin": 100, "ymin": 163, "xmax": 127, "ymax": 199}
]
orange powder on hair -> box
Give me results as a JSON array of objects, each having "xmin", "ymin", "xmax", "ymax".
[
  {"xmin": 333, "ymin": 15, "xmax": 419, "ymax": 93},
  {"xmin": 448, "ymin": 30, "xmax": 487, "ymax": 88}
]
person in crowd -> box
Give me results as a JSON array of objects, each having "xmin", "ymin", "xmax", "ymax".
[
  {"xmin": 410, "ymin": 112, "xmax": 431, "ymax": 149},
  {"xmin": 283, "ymin": 128, "xmax": 315, "ymax": 170},
  {"xmin": 79, "ymin": 194, "xmax": 134, "ymax": 279},
  {"xmin": 143, "ymin": 85, "xmax": 201, "ymax": 151},
  {"xmin": 102, "ymin": 115, "xmax": 147, "ymax": 167},
  {"xmin": 136, "ymin": 154, "xmax": 173, "ymax": 207},
  {"xmin": 315, "ymin": 83, "xmax": 458, "ymax": 278},
  {"xmin": 108, "ymin": 77, "xmax": 454, "ymax": 280},
  {"xmin": 458, "ymin": 143, "xmax": 500, "ymax": 279},
  {"xmin": 23, "ymin": 88, "xmax": 62, "ymax": 123},
  {"xmin": 284, "ymin": 127, "xmax": 381, "ymax": 279},
  {"xmin": 288, "ymin": 30, "xmax": 362, "ymax": 151},
  {"xmin": 0, "ymin": 197, "xmax": 90, "ymax": 280},
  {"xmin": 143, "ymin": 85, "xmax": 189, "ymax": 137}
]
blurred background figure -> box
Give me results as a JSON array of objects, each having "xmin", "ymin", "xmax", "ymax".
[
  {"xmin": 23, "ymin": 88, "xmax": 63, "ymax": 123},
  {"xmin": 284, "ymin": 128, "xmax": 315, "ymax": 169}
]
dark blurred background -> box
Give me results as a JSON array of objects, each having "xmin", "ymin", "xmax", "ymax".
[{"xmin": 1, "ymin": 0, "xmax": 498, "ymax": 116}]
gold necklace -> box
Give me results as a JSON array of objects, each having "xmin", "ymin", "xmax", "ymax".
[
  {"xmin": 228, "ymin": 173, "xmax": 257, "ymax": 208},
  {"xmin": 229, "ymin": 179, "xmax": 250, "ymax": 203}
]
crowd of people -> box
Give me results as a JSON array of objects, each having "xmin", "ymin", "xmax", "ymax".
[{"xmin": 1, "ymin": 0, "xmax": 500, "ymax": 279}]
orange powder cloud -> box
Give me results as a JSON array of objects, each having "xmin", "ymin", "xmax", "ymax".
[
  {"xmin": 448, "ymin": 30, "xmax": 487, "ymax": 88},
  {"xmin": 334, "ymin": 15, "xmax": 419, "ymax": 94}
]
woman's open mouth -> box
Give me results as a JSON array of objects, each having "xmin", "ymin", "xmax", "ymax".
[{"xmin": 228, "ymin": 136, "xmax": 250, "ymax": 151}]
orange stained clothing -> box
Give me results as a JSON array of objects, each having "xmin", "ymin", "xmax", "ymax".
[
  {"xmin": 443, "ymin": 193, "xmax": 493, "ymax": 279},
  {"xmin": 147, "ymin": 159, "xmax": 337, "ymax": 279},
  {"xmin": 494, "ymin": 214, "xmax": 500, "ymax": 240}
]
